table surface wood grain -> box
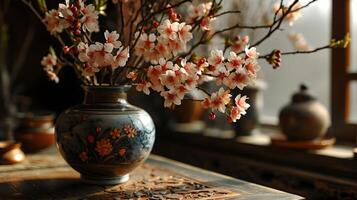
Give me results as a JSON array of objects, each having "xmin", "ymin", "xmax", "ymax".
[{"xmin": 0, "ymin": 152, "xmax": 303, "ymax": 200}]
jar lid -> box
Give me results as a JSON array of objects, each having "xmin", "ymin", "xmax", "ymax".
[{"xmin": 291, "ymin": 84, "xmax": 316, "ymax": 103}]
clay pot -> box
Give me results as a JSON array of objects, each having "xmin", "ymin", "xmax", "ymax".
[
  {"xmin": 14, "ymin": 111, "xmax": 55, "ymax": 152},
  {"xmin": 279, "ymin": 85, "xmax": 330, "ymax": 141},
  {"xmin": 0, "ymin": 141, "xmax": 25, "ymax": 164},
  {"xmin": 170, "ymin": 90, "xmax": 204, "ymax": 123}
]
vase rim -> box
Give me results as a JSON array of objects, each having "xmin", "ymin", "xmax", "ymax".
[{"xmin": 82, "ymin": 85, "xmax": 131, "ymax": 92}]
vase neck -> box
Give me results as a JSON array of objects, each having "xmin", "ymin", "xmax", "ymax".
[{"xmin": 83, "ymin": 86, "xmax": 130, "ymax": 104}]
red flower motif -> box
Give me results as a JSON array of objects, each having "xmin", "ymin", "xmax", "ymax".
[
  {"xmin": 87, "ymin": 135, "xmax": 95, "ymax": 143},
  {"xmin": 111, "ymin": 128, "xmax": 121, "ymax": 139},
  {"xmin": 118, "ymin": 148, "xmax": 126, "ymax": 157},
  {"xmin": 79, "ymin": 151, "xmax": 88, "ymax": 162}
]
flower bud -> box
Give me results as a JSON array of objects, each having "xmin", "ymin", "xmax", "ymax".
[{"xmin": 208, "ymin": 112, "xmax": 216, "ymax": 120}]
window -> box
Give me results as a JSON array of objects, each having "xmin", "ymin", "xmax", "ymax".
[{"xmin": 331, "ymin": 0, "xmax": 356, "ymax": 142}]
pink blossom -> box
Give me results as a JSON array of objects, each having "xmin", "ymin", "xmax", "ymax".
[
  {"xmin": 177, "ymin": 23, "xmax": 193, "ymax": 42},
  {"xmin": 83, "ymin": 64, "xmax": 99, "ymax": 77},
  {"xmin": 157, "ymin": 19, "xmax": 179, "ymax": 40},
  {"xmin": 88, "ymin": 42, "xmax": 114, "ymax": 67},
  {"xmin": 80, "ymin": 4, "xmax": 99, "ymax": 33},
  {"xmin": 245, "ymin": 46, "xmax": 259, "ymax": 59},
  {"xmin": 126, "ymin": 71, "xmax": 137, "ymax": 81},
  {"xmin": 78, "ymin": 42, "xmax": 90, "ymax": 62},
  {"xmin": 229, "ymin": 106, "xmax": 242, "ymax": 123},
  {"xmin": 175, "ymin": 85, "xmax": 188, "ymax": 99},
  {"xmin": 208, "ymin": 50, "xmax": 224, "ymax": 68},
  {"xmin": 159, "ymin": 70, "xmax": 180, "ymax": 89},
  {"xmin": 224, "ymin": 69, "xmax": 250, "ymax": 90},
  {"xmin": 161, "ymin": 90, "xmax": 182, "ymax": 108},
  {"xmin": 43, "ymin": 10, "xmax": 69, "ymax": 35},
  {"xmin": 186, "ymin": 2, "xmax": 212, "ymax": 23},
  {"xmin": 226, "ymin": 52, "xmax": 243, "ymax": 71},
  {"xmin": 41, "ymin": 54, "xmax": 57, "ymax": 68},
  {"xmin": 231, "ymin": 36, "xmax": 249, "ymax": 53},
  {"xmin": 46, "ymin": 71, "xmax": 59, "ymax": 83},
  {"xmin": 112, "ymin": 47, "xmax": 130, "ymax": 69},
  {"xmin": 200, "ymin": 16, "xmax": 215, "ymax": 31},
  {"xmin": 136, "ymin": 81, "xmax": 151, "ymax": 95},
  {"xmin": 105, "ymin": 30, "xmax": 122, "ymax": 48},
  {"xmin": 235, "ymin": 94, "xmax": 250, "ymax": 114},
  {"xmin": 135, "ymin": 33, "xmax": 156, "ymax": 57},
  {"xmin": 155, "ymin": 38, "xmax": 171, "ymax": 59},
  {"xmin": 209, "ymin": 88, "xmax": 231, "ymax": 113},
  {"xmin": 215, "ymin": 68, "xmax": 229, "ymax": 86},
  {"xmin": 244, "ymin": 58, "xmax": 260, "ymax": 78}
]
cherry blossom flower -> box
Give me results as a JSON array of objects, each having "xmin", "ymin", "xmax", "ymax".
[
  {"xmin": 175, "ymin": 85, "xmax": 188, "ymax": 99},
  {"xmin": 226, "ymin": 52, "xmax": 243, "ymax": 71},
  {"xmin": 288, "ymin": 32, "xmax": 311, "ymax": 51},
  {"xmin": 177, "ymin": 23, "xmax": 193, "ymax": 42},
  {"xmin": 200, "ymin": 16, "xmax": 215, "ymax": 31},
  {"xmin": 209, "ymin": 88, "xmax": 231, "ymax": 113},
  {"xmin": 46, "ymin": 71, "xmax": 60, "ymax": 83},
  {"xmin": 157, "ymin": 19, "xmax": 179, "ymax": 40},
  {"xmin": 208, "ymin": 49, "xmax": 224, "ymax": 68},
  {"xmin": 224, "ymin": 69, "xmax": 250, "ymax": 90},
  {"xmin": 161, "ymin": 90, "xmax": 182, "ymax": 108},
  {"xmin": 235, "ymin": 94, "xmax": 250, "ymax": 114},
  {"xmin": 136, "ymin": 80, "xmax": 151, "ymax": 95},
  {"xmin": 229, "ymin": 106, "xmax": 242, "ymax": 123},
  {"xmin": 80, "ymin": 4, "xmax": 99, "ymax": 33},
  {"xmin": 135, "ymin": 33, "xmax": 156, "ymax": 57},
  {"xmin": 83, "ymin": 64, "xmax": 99, "ymax": 77},
  {"xmin": 245, "ymin": 46, "xmax": 259, "ymax": 59},
  {"xmin": 159, "ymin": 70, "xmax": 180, "ymax": 89},
  {"xmin": 88, "ymin": 42, "xmax": 114, "ymax": 67},
  {"xmin": 77, "ymin": 42, "xmax": 90, "ymax": 62},
  {"xmin": 244, "ymin": 58, "xmax": 260, "ymax": 78},
  {"xmin": 41, "ymin": 53, "xmax": 59, "ymax": 83},
  {"xmin": 105, "ymin": 30, "xmax": 122, "ymax": 48},
  {"xmin": 41, "ymin": 54, "xmax": 57, "ymax": 68},
  {"xmin": 273, "ymin": 2, "xmax": 302, "ymax": 26},
  {"xmin": 231, "ymin": 36, "xmax": 249, "ymax": 53},
  {"xmin": 43, "ymin": 10, "xmax": 69, "ymax": 34},
  {"xmin": 215, "ymin": 67, "xmax": 229, "ymax": 86},
  {"xmin": 155, "ymin": 38, "xmax": 171, "ymax": 59},
  {"xmin": 187, "ymin": 2, "xmax": 212, "ymax": 23},
  {"xmin": 201, "ymin": 97, "xmax": 211, "ymax": 109},
  {"xmin": 112, "ymin": 47, "xmax": 130, "ymax": 69},
  {"xmin": 126, "ymin": 71, "xmax": 137, "ymax": 81}
]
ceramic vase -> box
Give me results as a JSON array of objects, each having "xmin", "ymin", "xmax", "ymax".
[{"xmin": 55, "ymin": 85, "xmax": 155, "ymax": 185}]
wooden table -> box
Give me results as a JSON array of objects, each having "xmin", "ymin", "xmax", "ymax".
[{"xmin": 0, "ymin": 153, "xmax": 303, "ymax": 200}]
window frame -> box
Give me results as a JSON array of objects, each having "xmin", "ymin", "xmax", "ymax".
[{"xmin": 331, "ymin": 0, "xmax": 357, "ymax": 142}]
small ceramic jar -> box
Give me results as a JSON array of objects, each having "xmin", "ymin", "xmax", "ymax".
[{"xmin": 279, "ymin": 85, "xmax": 330, "ymax": 141}]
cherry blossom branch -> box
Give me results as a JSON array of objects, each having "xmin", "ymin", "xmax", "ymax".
[
  {"xmin": 213, "ymin": 10, "xmax": 241, "ymax": 18},
  {"xmin": 251, "ymin": 0, "xmax": 299, "ymax": 48},
  {"xmin": 259, "ymin": 44, "xmax": 330, "ymax": 59},
  {"xmin": 291, "ymin": 0, "xmax": 318, "ymax": 13}
]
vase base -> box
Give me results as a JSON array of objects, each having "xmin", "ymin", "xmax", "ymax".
[{"xmin": 80, "ymin": 174, "xmax": 130, "ymax": 185}]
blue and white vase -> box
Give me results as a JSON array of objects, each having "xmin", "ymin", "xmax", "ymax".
[{"xmin": 55, "ymin": 85, "xmax": 155, "ymax": 185}]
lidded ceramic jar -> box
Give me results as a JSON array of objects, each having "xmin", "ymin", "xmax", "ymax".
[
  {"xmin": 55, "ymin": 85, "xmax": 155, "ymax": 185},
  {"xmin": 279, "ymin": 84, "xmax": 330, "ymax": 141}
]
